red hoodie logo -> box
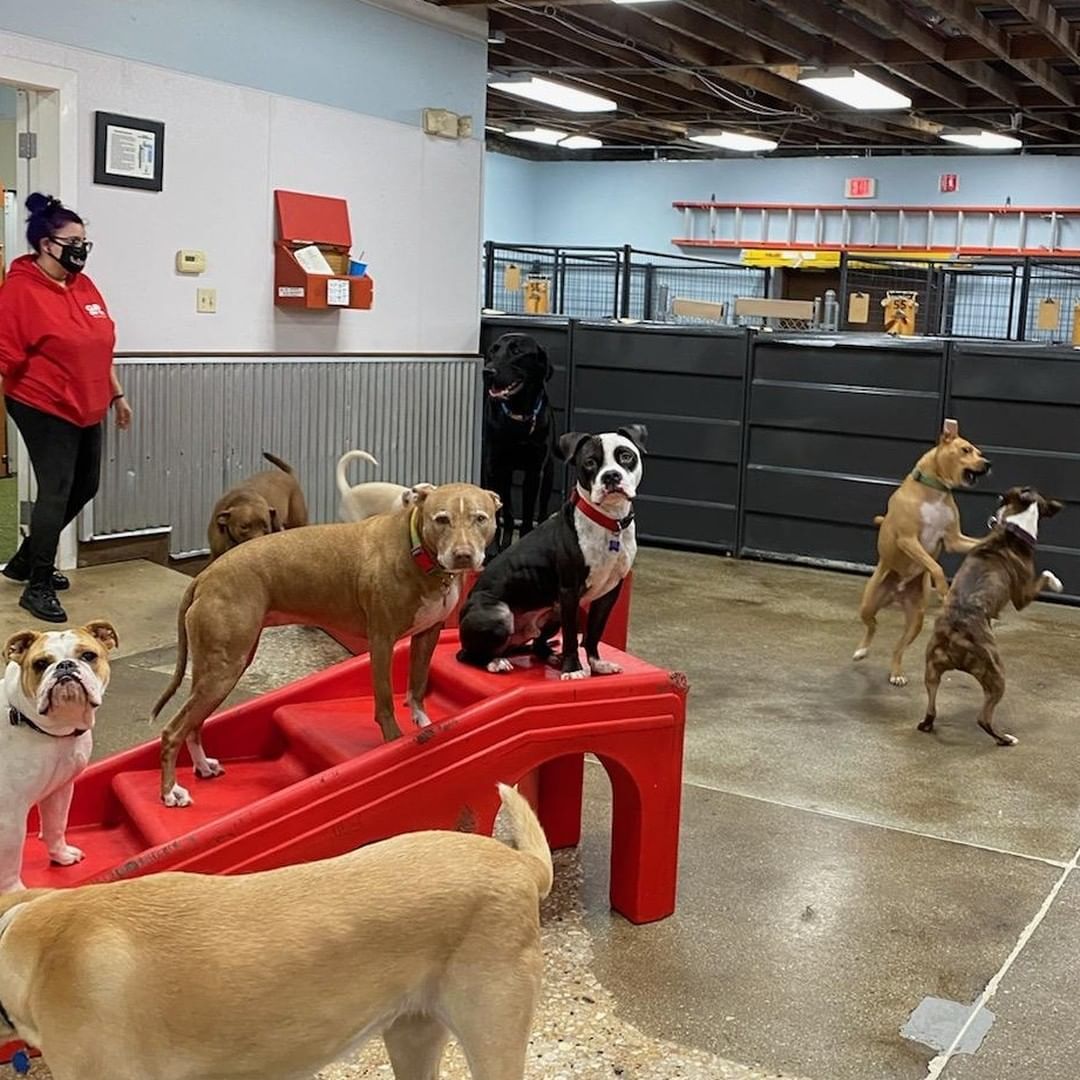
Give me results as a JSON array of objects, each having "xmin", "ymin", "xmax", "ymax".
[{"xmin": 84, "ymin": 303, "xmax": 107, "ymax": 318}]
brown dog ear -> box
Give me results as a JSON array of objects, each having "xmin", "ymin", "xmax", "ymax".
[
  {"xmin": 1046, "ymin": 498, "xmax": 1065, "ymax": 518},
  {"xmin": 557, "ymin": 432, "xmax": 590, "ymax": 463},
  {"xmin": 5, "ymin": 630, "xmax": 39, "ymax": 663},
  {"xmin": 83, "ymin": 621, "xmax": 119, "ymax": 651},
  {"xmin": 940, "ymin": 418, "xmax": 959, "ymax": 443},
  {"xmin": 410, "ymin": 484, "xmax": 436, "ymax": 504},
  {"xmin": 486, "ymin": 490, "xmax": 503, "ymax": 512},
  {"xmin": 215, "ymin": 508, "xmax": 232, "ymax": 530}
]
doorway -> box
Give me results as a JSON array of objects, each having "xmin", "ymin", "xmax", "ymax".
[{"xmin": 0, "ymin": 58, "xmax": 78, "ymax": 570}]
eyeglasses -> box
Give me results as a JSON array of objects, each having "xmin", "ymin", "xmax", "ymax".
[{"xmin": 49, "ymin": 236, "xmax": 93, "ymax": 252}]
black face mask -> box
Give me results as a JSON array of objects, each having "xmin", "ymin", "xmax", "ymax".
[{"xmin": 48, "ymin": 239, "xmax": 89, "ymax": 275}]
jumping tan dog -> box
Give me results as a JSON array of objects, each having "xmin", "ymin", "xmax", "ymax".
[
  {"xmin": 853, "ymin": 419, "xmax": 991, "ymax": 686},
  {"xmin": 153, "ymin": 483, "xmax": 499, "ymax": 807},
  {"xmin": 208, "ymin": 451, "xmax": 309, "ymax": 560},
  {"xmin": 0, "ymin": 784, "xmax": 551, "ymax": 1080},
  {"xmin": 921, "ymin": 487, "xmax": 1063, "ymax": 747}
]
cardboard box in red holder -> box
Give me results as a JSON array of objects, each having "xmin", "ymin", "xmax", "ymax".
[{"xmin": 273, "ymin": 189, "xmax": 373, "ymax": 310}]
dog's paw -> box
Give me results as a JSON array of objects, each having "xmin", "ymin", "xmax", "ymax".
[
  {"xmin": 889, "ymin": 673, "xmax": 908, "ymax": 688},
  {"xmin": 560, "ymin": 668, "xmax": 590, "ymax": 681},
  {"xmin": 589, "ymin": 658, "xmax": 622, "ymax": 676},
  {"xmin": 193, "ymin": 757, "xmax": 225, "ymax": 780},
  {"xmin": 163, "ymin": 784, "xmax": 193, "ymax": 808},
  {"xmin": 852, "ymin": 647, "xmax": 869, "ymax": 662},
  {"xmin": 48, "ymin": 844, "xmax": 84, "ymax": 867},
  {"xmin": 486, "ymin": 658, "xmax": 514, "ymax": 674},
  {"xmin": 1042, "ymin": 571, "xmax": 1064, "ymax": 594}
]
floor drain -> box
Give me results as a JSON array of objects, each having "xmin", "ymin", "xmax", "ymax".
[{"xmin": 901, "ymin": 996, "xmax": 994, "ymax": 1055}]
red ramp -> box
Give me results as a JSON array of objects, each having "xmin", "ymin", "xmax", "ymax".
[{"xmin": 21, "ymin": 631, "xmax": 686, "ymax": 925}]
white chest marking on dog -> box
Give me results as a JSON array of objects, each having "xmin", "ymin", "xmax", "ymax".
[
  {"xmin": 1005, "ymin": 503, "xmax": 1040, "ymax": 541},
  {"xmin": 574, "ymin": 512, "xmax": 636, "ymax": 601},
  {"xmin": 409, "ymin": 578, "xmax": 461, "ymax": 635},
  {"xmin": 919, "ymin": 497, "xmax": 953, "ymax": 551}
]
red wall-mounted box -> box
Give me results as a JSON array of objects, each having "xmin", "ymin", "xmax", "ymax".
[{"xmin": 273, "ymin": 190, "xmax": 373, "ymax": 310}]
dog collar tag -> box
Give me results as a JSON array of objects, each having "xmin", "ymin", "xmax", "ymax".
[
  {"xmin": 609, "ymin": 538, "xmax": 621, "ymax": 552},
  {"xmin": 11, "ymin": 1050, "xmax": 30, "ymax": 1074}
]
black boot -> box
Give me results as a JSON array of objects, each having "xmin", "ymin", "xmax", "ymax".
[
  {"xmin": 3, "ymin": 557, "xmax": 70, "ymax": 590},
  {"xmin": 19, "ymin": 581, "xmax": 68, "ymax": 623}
]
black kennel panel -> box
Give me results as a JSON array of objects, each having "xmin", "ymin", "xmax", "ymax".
[
  {"xmin": 742, "ymin": 335, "xmax": 949, "ymax": 568},
  {"xmin": 479, "ymin": 315, "xmax": 572, "ymax": 514},
  {"xmin": 947, "ymin": 342, "xmax": 1080, "ymax": 605},
  {"xmin": 569, "ymin": 322, "xmax": 750, "ymax": 551}
]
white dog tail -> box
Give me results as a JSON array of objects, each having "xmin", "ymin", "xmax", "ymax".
[
  {"xmin": 335, "ymin": 450, "xmax": 380, "ymax": 501},
  {"xmin": 496, "ymin": 783, "xmax": 553, "ymax": 900}
]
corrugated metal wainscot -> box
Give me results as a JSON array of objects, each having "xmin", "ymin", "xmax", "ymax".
[{"xmin": 90, "ymin": 355, "xmax": 483, "ymax": 557}]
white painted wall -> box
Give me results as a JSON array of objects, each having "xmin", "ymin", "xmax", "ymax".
[{"xmin": 0, "ymin": 26, "xmax": 484, "ymax": 353}]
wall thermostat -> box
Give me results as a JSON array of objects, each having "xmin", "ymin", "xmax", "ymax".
[{"xmin": 175, "ymin": 250, "xmax": 207, "ymax": 274}]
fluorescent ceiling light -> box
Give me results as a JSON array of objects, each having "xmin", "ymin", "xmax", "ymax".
[
  {"xmin": 488, "ymin": 75, "xmax": 617, "ymax": 113},
  {"xmin": 506, "ymin": 126, "xmax": 569, "ymax": 146},
  {"xmin": 799, "ymin": 69, "xmax": 911, "ymax": 110},
  {"xmin": 688, "ymin": 131, "xmax": 778, "ymax": 152},
  {"xmin": 559, "ymin": 134, "xmax": 603, "ymax": 150},
  {"xmin": 940, "ymin": 130, "xmax": 1022, "ymax": 150}
]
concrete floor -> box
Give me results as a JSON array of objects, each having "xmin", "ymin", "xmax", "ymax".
[{"xmin": 7, "ymin": 549, "xmax": 1080, "ymax": 1079}]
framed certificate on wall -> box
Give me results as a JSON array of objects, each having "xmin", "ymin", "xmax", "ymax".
[{"xmin": 93, "ymin": 111, "xmax": 165, "ymax": 192}]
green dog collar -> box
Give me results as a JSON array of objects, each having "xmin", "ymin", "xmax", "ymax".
[{"xmin": 912, "ymin": 468, "xmax": 951, "ymax": 493}]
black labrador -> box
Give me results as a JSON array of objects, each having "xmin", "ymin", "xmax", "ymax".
[{"xmin": 482, "ymin": 333, "xmax": 556, "ymax": 551}]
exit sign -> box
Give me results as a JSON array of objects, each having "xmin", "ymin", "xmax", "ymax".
[
  {"xmin": 940, "ymin": 173, "xmax": 959, "ymax": 193},
  {"xmin": 845, "ymin": 176, "xmax": 876, "ymax": 199}
]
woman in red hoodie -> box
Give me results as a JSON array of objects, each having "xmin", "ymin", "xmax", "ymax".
[{"xmin": 0, "ymin": 193, "xmax": 132, "ymax": 622}]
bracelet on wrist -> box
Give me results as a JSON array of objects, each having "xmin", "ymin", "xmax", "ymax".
[{"xmin": 111, "ymin": 393, "xmax": 125, "ymax": 405}]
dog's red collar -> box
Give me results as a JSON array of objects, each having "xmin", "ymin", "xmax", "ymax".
[
  {"xmin": 572, "ymin": 489, "xmax": 634, "ymax": 533},
  {"xmin": 9, "ymin": 706, "xmax": 85, "ymax": 738},
  {"xmin": 409, "ymin": 508, "xmax": 451, "ymax": 579}
]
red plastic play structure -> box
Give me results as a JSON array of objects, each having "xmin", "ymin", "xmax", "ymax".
[
  {"xmin": 18, "ymin": 575, "xmax": 685, "ymax": 924},
  {"xmin": 6, "ymin": 576, "xmax": 686, "ymax": 1065}
]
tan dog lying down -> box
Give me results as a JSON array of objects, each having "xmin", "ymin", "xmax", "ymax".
[
  {"xmin": 0, "ymin": 784, "xmax": 552, "ymax": 1080},
  {"xmin": 853, "ymin": 419, "xmax": 991, "ymax": 687},
  {"xmin": 208, "ymin": 451, "xmax": 309, "ymax": 560}
]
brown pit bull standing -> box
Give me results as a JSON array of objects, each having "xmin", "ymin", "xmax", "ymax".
[
  {"xmin": 853, "ymin": 419, "xmax": 991, "ymax": 686},
  {"xmin": 152, "ymin": 483, "xmax": 500, "ymax": 807},
  {"xmin": 921, "ymin": 487, "xmax": 1063, "ymax": 747}
]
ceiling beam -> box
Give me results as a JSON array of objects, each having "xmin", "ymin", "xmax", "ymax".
[
  {"xmin": 1001, "ymin": 1, "xmax": 1080, "ymax": 66},
  {"xmin": 930, "ymin": 1, "xmax": 1075, "ymax": 104},
  {"xmin": 837, "ymin": 0, "xmax": 1022, "ymax": 105},
  {"xmin": 676, "ymin": 0, "xmax": 827, "ymax": 63},
  {"xmin": 776, "ymin": 0, "xmax": 969, "ymax": 106}
]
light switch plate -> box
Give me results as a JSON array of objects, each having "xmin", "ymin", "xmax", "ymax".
[{"xmin": 196, "ymin": 288, "xmax": 217, "ymax": 313}]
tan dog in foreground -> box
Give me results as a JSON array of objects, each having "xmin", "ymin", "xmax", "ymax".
[
  {"xmin": 208, "ymin": 451, "xmax": 309, "ymax": 560},
  {"xmin": 336, "ymin": 449, "xmax": 434, "ymax": 523},
  {"xmin": 853, "ymin": 419, "xmax": 991, "ymax": 686},
  {"xmin": 153, "ymin": 483, "xmax": 499, "ymax": 806},
  {"xmin": 0, "ymin": 784, "xmax": 552, "ymax": 1080}
]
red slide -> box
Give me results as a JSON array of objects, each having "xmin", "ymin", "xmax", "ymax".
[{"xmin": 7, "ymin": 582, "xmax": 686, "ymax": 1066}]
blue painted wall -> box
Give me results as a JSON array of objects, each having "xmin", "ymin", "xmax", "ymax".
[
  {"xmin": 482, "ymin": 151, "xmax": 538, "ymax": 241},
  {"xmin": 0, "ymin": 0, "xmax": 486, "ymax": 131},
  {"xmin": 485, "ymin": 154, "xmax": 1080, "ymax": 248}
]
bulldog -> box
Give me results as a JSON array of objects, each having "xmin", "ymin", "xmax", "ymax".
[{"xmin": 0, "ymin": 621, "xmax": 118, "ymax": 893}]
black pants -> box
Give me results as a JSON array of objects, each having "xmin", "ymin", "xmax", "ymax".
[{"xmin": 5, "ymin": 397, "xmax": 102, "ymax": 585}]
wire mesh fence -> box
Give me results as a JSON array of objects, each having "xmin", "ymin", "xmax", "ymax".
[
  {"xmin": 482, "ymin": 244, "xmax": 1080, "ymax": 342},
  {"xmin": 482, "ymin": 243, "xmax": 768, "ymax": 324}
]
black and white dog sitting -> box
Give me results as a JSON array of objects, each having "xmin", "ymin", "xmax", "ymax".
[
  {"xmin": 482, "ymin": 333, "xmax": 556, "ymax": 551},
  {"xmin": 458, "ymin": 425, "xmax": 646, "ymax": 681}
]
